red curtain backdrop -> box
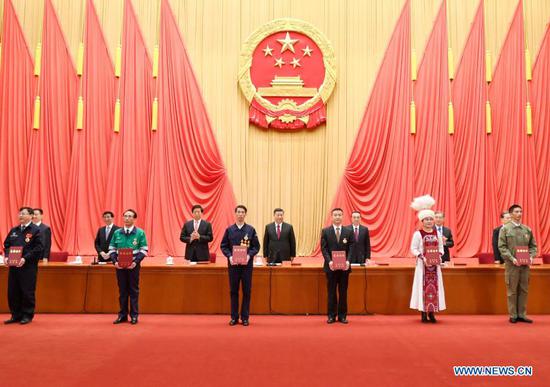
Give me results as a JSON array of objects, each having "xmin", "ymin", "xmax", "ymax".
[
  {"xmin": 104, "ymin": 0, "xmax": 152, "ymax": 224},
  {"xmin": 451, "ymin": 2, "xmax": 497, "ymax": 256},
  {"xmin": 63, "ymin": 0, "xmax": 116, "ymax": 254},
  {"xmin": 316, "ymin": 1, "xmax": 413, "ymax": 257},
  {"xmin": 488, "ymin": 1, "xmax": 541, "ymax": 245},
  {"xmin": 145, "ymin": 0, "xmax": 237, "ymax": 256},
  {"xmin": 413, "ymin": 1, "xmax": 457, "ymax": 237},
  {"xmin": 0, "ymin": 0, "xmax": 36, "ymax": 237},
  {"xmin": 533, "ymin": 26, "xmax": 550, "ymax": 253},
  {"xmin": 22, "ymin": 0, "xmax": 78, "ymax": 251}
]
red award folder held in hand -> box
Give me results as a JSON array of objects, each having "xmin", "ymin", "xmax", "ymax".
[
  {"xmin": 515, "ymin": 246, "xmax": 531, "ymax": 266},
  {"xmin": 331, "ymin": 251, "xmax": 347, "ymax": 270},
  {"xmin": 7, "ymin": 246, "xmax": 23, "ymax": 266},
  {"xmin": 232, "ymin": 246, "xmax": 248, "ymax": 265},
  {"xmin": 425, "ymin": 247, "xmax": 440, "ymax": 266},
  {"xmin": 118, "ymin": 248, "xmax": 134, "ymax": 268}
]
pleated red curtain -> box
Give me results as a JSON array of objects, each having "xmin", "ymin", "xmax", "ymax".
[
  {"xmin": 0, "ymin": 0, "xmax": 36, "ymax": 237},
  {"xmin": 63, "ymin": 0, "xmax": 116, "ymax": 254}
]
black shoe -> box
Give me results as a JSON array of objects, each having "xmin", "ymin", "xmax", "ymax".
[
  {"xmin": 19, "ymin": 317, "xmax": 32, "ymax": 325},
  {"xmin": 428, "ymin": 312, "xmax": 437, "ymax": 323},
  {"xmin": 421, "ymin": 312, "xmax": 428, "ymax": 323},
  {"xmin": 242, "ymin": 320, "xmax": 249, "ymax": 326},
  {"xmin": 4, "ymin": 317, "xmax": 20, "ymax": 324},
  {"xmin": 517, "ymin": 317, "xmax": 533, "ymax": 323},
  {"xmin": 229, "ymin": 319, "xmax": 238, "ymax": 326},
  {"xmin": 509, "ymin": 317, "xmax": 518, "ymax": 323},
  {"xmin": 113, "ymin": 316, "xmax": 127, "ymax": 324},
  {"xmin": 338, "ymin": 318, "xmax": 348, "ymax": 324},
  {"xmin": 327, "ymin": 317, "xmax": 336, "ymax": 324},
  {"xmin": 130, "ymin": 317, "xmax": 138, "ymax": 325}
]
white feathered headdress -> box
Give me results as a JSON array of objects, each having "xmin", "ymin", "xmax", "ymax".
[{"xmin": 410, "ymin": 195, "xmax": 436, "ymax": 221}]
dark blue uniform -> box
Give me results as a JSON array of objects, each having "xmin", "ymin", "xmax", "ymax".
[
  {"xmin": 220, "ymin": 224, "xmax": 260, "ymax": 321},
  {"xmin": 3, "ymin": 223, "xmax": 43, "ymax": 321}
]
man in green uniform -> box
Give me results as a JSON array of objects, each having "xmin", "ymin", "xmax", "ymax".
[
  {"xmin": 109, "ymin": 209, "xmax": 148, "ymax": 325},
  {"xmin": 498, "ymin": 204, "xmax": 537, "ymax": 324}
]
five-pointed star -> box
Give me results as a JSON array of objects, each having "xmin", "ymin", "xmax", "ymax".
[
  {"xmin": 274, "ymin": 57, "xmax": 285, "ymax": 68},
  {"xmin": 263, "ymin": 45, "xmax": 273, "ymax": 56},
  {"xmin": 291, "ymin": 57, "xmax": 301, "ymax": 68},
  {"xmin": 277, "ymin": 32, "xmax": 299, "ymax": 53},
  {"xmin": 302, "ymin": 46, "xmax": 313, "ymax": 56}
]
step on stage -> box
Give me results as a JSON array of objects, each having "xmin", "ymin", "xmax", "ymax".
[{"xmin": 1, "ymin": 258, "xmax": 549, "ymax": 315}]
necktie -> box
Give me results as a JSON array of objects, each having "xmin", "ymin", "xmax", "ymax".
[
  {"xmin": 194, "ymin": 221, "xmax": 199, "ymax": 231},
  {"xmin": 276, "ymin": 224, "xmax": 281, "ymax": 240},
  {"xmin": 354, "ymin": 227, "xmax": 359, "ymax": 240},
  {"xmin": 336, "ymin": 227, "xmax": 341, "ymax": 242},
  {"xmin": 21, "ymin": 225, "xmax": 25, "ymax": 232},
  {"xmin": 126, "ymin": 229, "xmax": 130, "ymax": 236},
  {"xmin": 106, "ymin": 226, "xmax": 110, "ymax": 238}
]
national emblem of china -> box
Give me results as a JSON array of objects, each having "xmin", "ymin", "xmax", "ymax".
[{"xmin": 238, "ymin": 19, "xmax": 336, "ymax": 130}]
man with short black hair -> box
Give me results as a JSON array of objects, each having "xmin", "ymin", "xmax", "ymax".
[
  {"xmin": 32, "ymin": 208, "xmax": 51, "ymax": 261},
  {"xmin": 263, "ymin": 208, "xmax": 296, "ymax": 264},
  {"xmin": 180, "ymin": 204, "xmax": 213, "ymax": 262},
  {"xmin": 109, "ymin": 209, "xmax": 148, "ymax": 325},
  {"xmin": 94, "ymin": 211, "xmax": 120, "ymax": 263},
  {"xmin": 498, "ymin": 204, "xmax": 537, "ymax": 324},
  {"xmin": 347, "ymin": 210, "xmax": 371, "ymax": 264},
  {"xmin": 3, "ymin": 207, "xmax": 43, "ymax": 324},
  {"xmin": 221, "ymin": 205, "xmax": 260, "ymax": 326},
  {"xmin": 492, "ymin": 211, "xmax": 511, "ymax": 264},
  {"xmin": 434, "ymin": 211, "xmax": 454, "ymax": 263}
]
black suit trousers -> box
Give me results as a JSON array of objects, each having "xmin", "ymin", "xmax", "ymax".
[
  {"xmin": 8, "ymin": 264, "xmax": 38, "ymax": 320},
  {"xmin": 325, "ymin": 269, "xmax": 350, "ymax": 319},
  {"xmin": 228, "ymin": 264, "xmax": 253, "ymax": 320},
  {"xmin": 116, "ymin": 265, "xmax": 141, "ymax": 318}
]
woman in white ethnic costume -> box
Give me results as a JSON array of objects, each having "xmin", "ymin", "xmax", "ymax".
[{"xmin": 409, "ymin": 195, "xmax": 446, "ymax": 323}]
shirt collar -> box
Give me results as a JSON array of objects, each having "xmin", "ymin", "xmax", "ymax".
[
  {"xmin": 235, "ymin": 223, "xmax": 245, "ymax": 230},
  {"xmin": 35, "ymin": 221, "xmax": 42, "ymax": 227},
  {"xmin": 21, "ymin": 222, "xmax": 32, "ymax": 229},
  {"xmin": 511, "ymin": 221, "xmax": 521, "ymax": 227},
  {"xmin": 124, "ymin": 226, "xmax": 135, "ymax": 234},
  {"xmin": 333, "ymin": 224, "xmax": 342, "ymax": 231}
]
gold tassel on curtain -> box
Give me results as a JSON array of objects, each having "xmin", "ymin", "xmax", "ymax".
[
  {"xmin": 113, "ymin": 99, "xmax": 121, "ymax": 132},
  {"xmin": 34, "ymin": 43, "xmax": 42, "ymax": 76},
  {"xmin": 76, "ymin": 42, "xmax": 84, "ymax": 76},
  {"xmin": 485, "ymin": 50, "xmax": 492, "ymax": 83},
  {"xmin": 153, "ymin": 45, "xmax": 159, "ymax": 78},
  {"xmin": 448, "ymin": 101, "xmax": 454, "ymax": 134},
  {"xmin": 410, "ymin": 101, "xmax": 416, "ymax": 134},
  {"xmin": 33, "ymin": 96, "xmax": 41, "ymax": 129},
  {"xmin": 151, "ymin": 98, "xmax": 158, "ymax": 131},
  {"xmin": 448, "ymin": 47, "xmax": 454, "ymax": 80},
  {"xmin": 485, "ymin": 101, "xmax": 492, "ymax": 134},
  {"xmin": 411, "ymin": 49, "xmax": 417, "ymax": 81},
  {"xmin": 76, "ymin": 96, "xmax": 84, "ymax": 130},
  {"xmin": 115, "ymin": 44, "xmax": 122, "ymax": 78},
  {"xmin": 526, "ymin": 102, "xmax": 533, "ymax": 135},
  {"xmin": 525, "ymin": 49, "xmax": 532, "ymax": 81}
]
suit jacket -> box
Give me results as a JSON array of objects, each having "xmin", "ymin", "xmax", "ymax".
[
  {"xmin": 346, "ymin": 224, "xmax": 371, "ymax": 263},
  {"xmin": 492, "ymin": 226, "xmax": 503, "ymax": 263},
  {"xmin": 435, "ymin": 225, "xmax": 454, "ymax": 262},
  {"xmin": 180, "ymin": 219, "xmax": 213, "ymax": 261},
  {"xmin": 4, "ymin": 223, "xmax": 43, "ymax": 265},
  {"xmin": 36, "ymin": 223, "xmax": 51, "ymax": 259},
  {"xmin": 320, "ymin": 225, "xmax": 354, "ymax": 273},
  {"xmin": 220, "ymin": 224, "xmax": 260, "ymax": 268},
  {"xmin": 94, "ymin": 224, "xmax": 120, "ymax": 262},
  {"xmin": 263, "ymin": 222, "xmax": 296, "ymax": 262}
]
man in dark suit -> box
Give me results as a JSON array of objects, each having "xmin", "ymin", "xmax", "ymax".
[
  {"xmin": 3, "ymin": 207, "xmax": 43, "ymax": 324},
  {"xmin": 434, "ymin": 211, "xmax": 454, "ymax": 263},
  {"xmin": 347, "ymin": 210, "xmax": 371, "ymax": 265},
  {"xmin": 180, "ymin": 204, "xmax": 214, "ymax": 262},
  {"xmin": 220, "ymin": 205, "xmax": 260, "ymax": 326},
  {"xmin": 321, "ymin": 208, "xmax": 354, "ymax": 324},
  {"xmin": 94, "ymin": 211, "xmax": 120, "ymax": 263},
  {"xmin": 32, "ymin": 208, "xmax": 51, "ymax": 261},
  {"xmin": 263, "ymin": 208, "xmax": 296, "ymax": 264},
  {"xmin": 493, "ymin": 211, "xmax": 511, "ymax": 264}
]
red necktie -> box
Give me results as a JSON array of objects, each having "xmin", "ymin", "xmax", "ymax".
[
  {"xmin": 354, "ymin": 227, "xmax": 359, "ymax": 241},
  {"xmin": 276, "ymin": 224, "xmax": 281, "ymax": 240}
]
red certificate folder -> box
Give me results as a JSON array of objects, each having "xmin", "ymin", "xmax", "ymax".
[
  {"xmin": 331, "ymin": 251, "xmax": 347, "ymax": 270},
  {"xmin": 118, "ymin": 248, "xmax": 134, "ymax": 268},
  {"xmin": 232, "ymin": 246, "xmax": 248, "ymax": 265},
  {"xmin": 7, "ymin": 246, "xmax": 23, "ymax": 266},
  {"xmin": 425, "ymin": 247, "xmax": 440, "ymax": 266},
  {"xmin": 515, "ymin": 246, "xmax": 531, "ymax": 266}
]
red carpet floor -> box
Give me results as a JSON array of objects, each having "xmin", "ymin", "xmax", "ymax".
[{"xmin": 0, "ymin": 314, "xmax": 548, "ymax": 386}]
